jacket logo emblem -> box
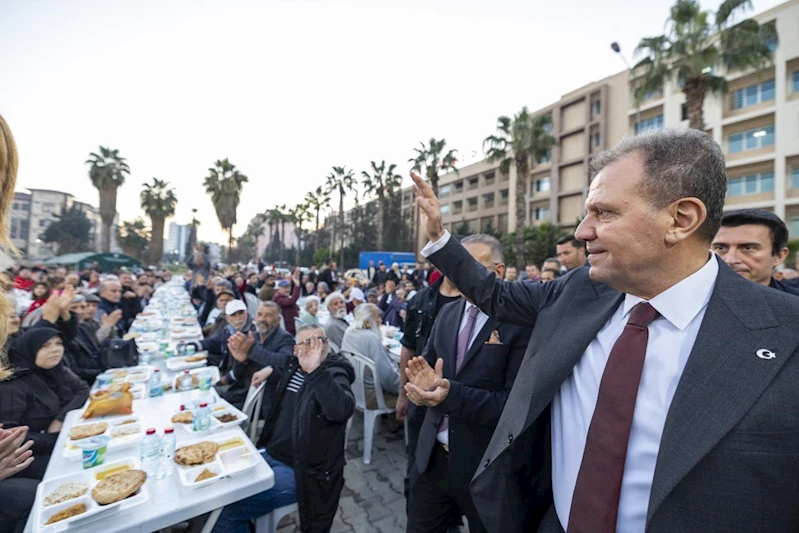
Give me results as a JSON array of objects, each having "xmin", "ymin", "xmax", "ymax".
[{"xmin": 756, "ymin": 349, "xmax": 776, "ymax": 360}]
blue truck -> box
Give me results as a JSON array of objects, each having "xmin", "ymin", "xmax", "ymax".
[{"xmin": 358, "ymin": 251, "xmax": 417, "ymax": 271}]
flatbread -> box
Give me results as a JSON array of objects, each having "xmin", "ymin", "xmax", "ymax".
[
  {"xmin": 171, "ymin": 412, "xmax": 193, "ymax": 424},
  {"xmin": 185, "ymin": 354, "xmax": 207, "ymax": 363},
  {"xmin": 91, "ymin": 469, "xmax": 146, "ymax": 505},
  {"xmin": 69, "ymin": 422, "xmax": 108, "ymax": 440},
  {"xmin": 195, "ymin": 468, "xmax": 218, "ymax": 482},
  {"xmin": 174, "ymin": 442, "xmax": 219, "ymax": 466}
]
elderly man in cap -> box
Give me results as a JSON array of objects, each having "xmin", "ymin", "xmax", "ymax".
[
  {"xmin": 82, "ymin": 292, "xmax": 122, "ymax": 344},
  {"xmin": 203, "ymin": 286, "xmax": 237, "ymax": 337},
  {"xmin": 366, "ymin": 289, "xmax": 379, "ymax": 305},
  {"xmin": 272, "ymin": 276, "xmax": 301, "ymax": 336},
  {"xmin": 185, "ymin": 299, "xmax": 253, "ymax": 381}
]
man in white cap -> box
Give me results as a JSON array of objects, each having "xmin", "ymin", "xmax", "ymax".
[{"xmin": 185, "ymin": 298, "xmax": 253, "ymax": 381}]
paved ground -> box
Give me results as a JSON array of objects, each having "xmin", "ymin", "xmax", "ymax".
[{"xmin": 276, "ymin": 414, "xmax": 410, "ymax": 533}]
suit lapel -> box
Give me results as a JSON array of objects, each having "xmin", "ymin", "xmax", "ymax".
[
  {"xmin": 647, "ymin": 264, "xmax": 799, "ymax": 524},
  {"xmin": 473, "ymin": 278, "xmax": 623, "ymax": 481},
  {"xmin": 457, "ymin": 316, "xmax": 500, "ymax": 377}
]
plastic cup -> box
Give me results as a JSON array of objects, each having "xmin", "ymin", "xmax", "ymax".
[
  {"xmin": 96, "ymin": 373, "xmax": 114, "ymax": 389},
  {"xmin": 77, "ymin": 436, "xmax": 110, "ymax": 469}
]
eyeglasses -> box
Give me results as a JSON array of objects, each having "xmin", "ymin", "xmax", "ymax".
[{"xmin": 296, "ymin": 336, "xmax": 329, "ymax": 347}]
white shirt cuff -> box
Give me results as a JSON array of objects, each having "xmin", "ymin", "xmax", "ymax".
[{"xmin": 420, "ymin": 231, "xmax": 452, "ymax": 258}]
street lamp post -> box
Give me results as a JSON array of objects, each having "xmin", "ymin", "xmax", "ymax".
[{"xmin": 611, "ymin": 42, "xmax": 642, "ymax": 133}]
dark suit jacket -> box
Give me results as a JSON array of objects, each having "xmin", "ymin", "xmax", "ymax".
[
  {"xmin": 428, "ymin": 237, "xmax": 799, "ymax": 533},
  {"xmin": 414, "ymin": 299, "xmax": 530, "ymax": 491}
]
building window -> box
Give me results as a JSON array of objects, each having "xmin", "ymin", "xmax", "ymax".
[
  {"xmin": 467, "ymin": 197, "xmax": 478, "ymax": 212},
  {"xmin": 791, "ymin": 167, "xmax": 799, "ymax": 190},
  {"xmin": 533, "ymin": 206, "xmax": 550, "ymax": 221},
  {"xmin": 38, "ymin": 219, "xmax": 51, "ymax": 228},
  {"xmin": 22, "ymin": 202, "xmax": 29, "ymax": 211},
  {"xmin": 452, "ymin": 200, "xmax": 463, "ymax": 215},
  {"xmin": 590, "ymin": 92, "xmax": 601, "ymax": 119},
  {"xmin": 468, "ymin": 177, "xmax": 479, "ymax": 190},
  {"xmin": 42, "ymin": 203, "xmax": 55, "ymax": 213},
  {"xmin": 12, "ymin": 202, "xmax": 18, "ymax": 210},
  {"xmin": 535, "ymin": 177, "xmax": 551, "ymax": 193},
  {"xmin": 483, "ymin": 193, "xmax": 495, "ymax": 209},
  {"xmin": 543, "ymin": 118, "xmax": 553, "ymax": 134},
  {"xmin": 536, "ymin": 149, "xmax": 551, "ymax": 164},
  {"xmin": 727, "ymin": 172, "xmax": 775, "ymax": 196},
  {"xmin": 635, "ymin": 114, "xmax": 664, "ymax": 134},
  {"xmin": 590, "ymin": 123, "xmax": 600, "ymax": 148},
  {"xmin": 440, "ymin": 204, "xmax": 451, "ymax": 216},
  {"xmin": 791, "ymin": 217, "xmax": 799, "ymax": 237},
  {"xmin": 681, "ymin": 103, "xmax": 689, "ymax": 121},
  {"xmin": 793, "ymin": 71, "xmax": 799, "ymax": 93},
  {"xmin": 454, "ymin": 181, "xmax": 464, "ymax": 194},
  {"xmin": 39, "ymin": 246, "xmax": 50, "ymax": 255},
  {"xmin": 728, "ymin": 125, "xmax": 775, "ymax": 153},
  {"xmin": 484, "ymin": 172, "xmax": 495, "ymax": 186},
  {"xmin": 498, "ymin": 214, "xmax": 509, "ymax": 234},
  {"xmin": 439, "ymin": 184, "xmax": 451, "ymax": 197},
  {"xmin": 499, "ymin": 189, "xmax": 509, "ymax": 206},
  {"xmin": 731, "ymin": 79, "xmax": 775, "ymax": 110}
]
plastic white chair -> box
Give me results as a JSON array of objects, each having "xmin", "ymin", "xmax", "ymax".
[
  {"xmin": 255, "ymin": 503, "xmax": 299, "ymax": 533},
  {"xmin": 340, "ymin": 350, "xmax": 394, "ymax": 464},
  {"xmin": 241, "ymin": 382, "xmax": 266, "ymax": 442},
  {"xmin": 328, "ymin": 339, "xmax": 341, "ymax": 355}
]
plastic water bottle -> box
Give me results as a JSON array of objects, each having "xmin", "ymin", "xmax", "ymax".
[
  {"xmin": 156, "ymin": 427, "xmax": 176, "ymax": 479},
  {"xmin": 179, "ymin": 370, "xmax": 193, "ymax": 391},
  {"xmin": 148, "ymin": 369, "xmax": 163, "ymax": 398},
  {"xmin": 140, "ymin": 428, "xmax": 160, "ymax": 478},
  {"xmin": 197, "ymin": 368, "xmax": 212, "ymax": 400},
  {"xmin": 139, "ymin": 350, "xmax": 152, "ymax": 365},
  {"xmin": 193, "ymin": 402, "xmax": 211, "ymax": 434}
]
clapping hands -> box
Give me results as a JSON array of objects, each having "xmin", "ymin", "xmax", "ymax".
[
  {"xmin": 228, "ymin": 332, "xmax": 256, "ymax": 363},
  {"xmin": 0, "ymin": 425, "xmax": 34, "ymax": 481},
  {"xmin": 404, "ymin": 356, "xmax": 450, "ymax": 407}
]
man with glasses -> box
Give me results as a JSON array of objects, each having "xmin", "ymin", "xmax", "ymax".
[{"xmin": 215, "ymin": 326, "xmax": 355, "ymax": 533}]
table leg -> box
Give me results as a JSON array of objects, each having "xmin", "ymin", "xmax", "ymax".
[{"xmin": 200, "ymin": 508, "xmax": 223, "ymax": 533}]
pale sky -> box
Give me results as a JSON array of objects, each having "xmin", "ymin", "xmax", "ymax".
[{"xmin": 0, "ymin": 0, "xmax": 785, "ymax": 244}]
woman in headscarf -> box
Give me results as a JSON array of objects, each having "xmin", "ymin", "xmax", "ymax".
[{"xmin": 0, "ymin": 326, "xmax": 89, "ymax": 480}]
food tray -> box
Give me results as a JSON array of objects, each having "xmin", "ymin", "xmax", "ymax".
[
  {"xmin": 175, "ymin": 430, "xmax": 260, "ymax": 490},
  {"xmin": 63, "ymin": 417, "xmax": 144, "ymax": 461},
  {"xmin": 104, "ymin": 366, "xmax": 153, "ymax": 384},
  {"xmin": 169, "ymin": 406, "xmax": 222, "ymax": 434},
  {"xmin": 34, "ymin": 457, "xmax": 149, "ymax": 532},
  {"xmin": 211, "ymin": 401, "xmax": 249, "ymax": 430},
  {"xmin": 170, "ymin": 327, "xmax": 202, "ymax": 340},
  {"xmin": 165, "ymin": 352, "xmax": 209, "ymax": 372},
  {"xmin": 173, "ymin": 366, "xmax": 221, "ymax": 391}
]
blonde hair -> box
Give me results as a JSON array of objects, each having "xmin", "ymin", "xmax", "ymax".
[{"xmin": 0, "ymin": 114, "xmax": 20, "ymax": 381}]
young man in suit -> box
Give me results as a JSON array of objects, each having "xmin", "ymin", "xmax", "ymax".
[
  {"xmin": 411, "ymin": 128, "xmax": 799, "ymax": 533},
  {"xmin": 404, "ymin": 234, "xmax": 531, "ymax": 533}
]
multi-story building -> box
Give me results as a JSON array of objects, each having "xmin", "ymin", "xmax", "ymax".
[
  {"xmin": 405, "ymin": 0, "xmax": 799, "ymax": 251},
  {"xmin": 5, "ymin": 188, "xmax": 119, "ymax": 259},
  {"xmin": 165, "ymin": 222, "xmax": 192, "ymax": 260}
]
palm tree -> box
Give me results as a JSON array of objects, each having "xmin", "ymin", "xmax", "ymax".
[
  {"xmin": 409, "ymin": 138, "xmax": 458, "ymax": 197},
  {"xmin": 277, "ymin": 204, "xmax": 288, "ymax": 265},
  {"xmin": 633, "ymin": 0, "xmax": 778, "ymax": 130},
  {"xmin": 203, "ymin": 158, "xmax": 249, "ymax": 261},
  {"xmin": 484, "ymin": 109, "xmax": 556, "ymax": 268},
  {"xmin": 288, "ymin": 203, "xmax": 310, "ymax": 265},
  {"xmin": 140, "ymin": 178, "xmax": 178, "ymax": 264},
  {"xmin": 361, "ymin": 160, "xmax": 402, "ymax": 251},
  {"xmin": 304, "ymin": 186, "xmax": 330, "ymax": 253},
  {"xmin": 86, "ymin": 146, "xmax": 130, "ymax": 252},
  {"xmin": 325, "ymin": 166, "xmax": 356, "ymax": 267}
]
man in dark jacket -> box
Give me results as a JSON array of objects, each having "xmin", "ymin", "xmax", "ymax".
[
  {"xmin": 117, "ymin": 271, "xmax": 143, "ymax": 331},
  {"xmin": 185, "ymin": 300, "xmax": 253, "ymax": 380},
  {"xmin": 63, "ymin": 295, "xmax": 103, "ymax": 385},
  {"xmin": 214, "ymin": 325, "xmax": 354, "ymax": 533},
  {"xmin": 94, "ymin": 280, "xmax": 128, "ymax": 337},
  {"xmin": 272, "ymin": 279, "xmax": 300, "ymax": 336},
  {"xmin": 223, "ymin": 301, "xmax": 294, "ymax": 409}
]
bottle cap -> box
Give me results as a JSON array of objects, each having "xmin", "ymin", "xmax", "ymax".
[
  {"xmin": 154, "ymin": 369, "xmax": 160, "ymax": 373},
  {"xmin": 199, "ymin": 402, "xmax": 208, "ymax": 408},
  {"xmin": 184, "ymin": 370, "xmax": 190, "ymax": 374},
  {"xmin": 146, "ymin": 428, "xmax": 156, "ymax": 435},
  {"xmin": 165, "ymin": 427, "xmax": 174, "ymax": 434}
]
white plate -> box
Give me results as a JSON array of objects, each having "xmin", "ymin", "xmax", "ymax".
[
  {"xmin": 165, "ymin": 353, "xmax": 209, "ymax": 372},
  {"xmin": 173, "ymin": 366, "xmax": 221, "ymax": 391},
  {"xmin": 124, "ymin": 365, "xmax": 154, "ymax": 384},
  {"xmin": 174, "ymin": 430, "xmax": 259, "ymax": 490},
  {"xmin": 210, "ymin": 401, "xmax": 249, "ymax": 430},
  {"xmin": 35, "ymin": 458, "xmax": 149, "ymax": 531},
  {"xmin": 63, "ymin": 417, "xmax": 143, "ymax": 461},
  {"xmin": 170, "ymin": 408, "xmax": 223, "ymax": 434}
]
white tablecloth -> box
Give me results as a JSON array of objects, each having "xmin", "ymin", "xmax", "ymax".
[{"xmin": 24, "ymin": 390, "xmax": 274, "ymax": 533}]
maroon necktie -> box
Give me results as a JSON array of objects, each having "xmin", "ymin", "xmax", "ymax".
[{"xmin": 567, "ymin": 302, "xmax": 660, "ymax": 533}]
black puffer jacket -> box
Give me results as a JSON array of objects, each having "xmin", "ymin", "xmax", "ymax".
[{"xmin": 258, "ymin": 353, "xmax": 355, "ymax": 533}]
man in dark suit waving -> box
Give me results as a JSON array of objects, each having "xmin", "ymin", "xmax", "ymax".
[
  {"xmin": 403, "ymin": 234, "xmax": 531, "ymax": 533},
  {"xmin": 411, "ymin": 128, "xmax": 799, "ymax": 533}
]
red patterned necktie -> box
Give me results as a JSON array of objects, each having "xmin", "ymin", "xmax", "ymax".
[{"xmin": 567, "ymin": 302, "xmax": 660, "ymax": 533}]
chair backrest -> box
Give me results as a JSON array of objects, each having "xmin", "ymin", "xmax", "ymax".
[
  {"xmin": 340, "ymin": 349, "xmax": 388, "ymax": 412},
  {"xmin": 244, "ymin": 293, "xmax": 259, "ymax": 318},
  {"xmin": 328, "ymin": 339, "xmax": 341, "ymax": 355},
  {"xmin": 241, "ymin": 382, "xmax": 266, "ymax": 441}
]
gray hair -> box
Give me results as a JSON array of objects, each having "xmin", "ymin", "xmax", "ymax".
[
  {"xmin": 98, "ymin": 280, "xmax": 120, "ymax": 295},
  {"xmin": 303, "ymin": 295, "xmax": 320, "ymax": 311},
  {"xmin": 348, "ymin": 303, "xmax": 381, "ymax": 334},
  {"xmin": 258, "ymin": 300, "xmax": 280, "ymax": 313},
  {"xmin": 461, "ymin": 234, "xmax": 505, "ymax": 264},
  {"xmin": 326, "ymin": 291, "xmax": 345, "ymax": 306},
  {"xmin": 295, "ymin": 324, "xmax": 324, "ymax": 341},
  {"xmin": 590, "ymin": 128, "xmax": 727, "ymax": 243},
  {"xmin": 215, "ymin": 279, "xmax": 233, "ymax": 290}
]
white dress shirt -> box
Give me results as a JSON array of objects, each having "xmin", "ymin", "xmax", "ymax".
[
  {"xmin": 553, "ymin": 255, "xmax": 717, "ymax": 533},
  {"xmin": 422, "ymin": 231, "xmax": 720, "ymax": 532},
  {"xmin": 437, "ymin": 300, "xmax": 489, "ymax": 446}
]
